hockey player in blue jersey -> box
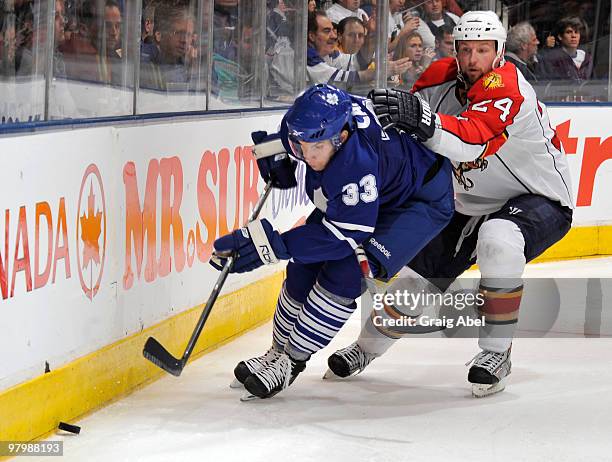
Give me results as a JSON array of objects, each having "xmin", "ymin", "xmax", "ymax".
[{"xmin": 210, "ymin": 84, "xmax": 454, "ymax": 400}]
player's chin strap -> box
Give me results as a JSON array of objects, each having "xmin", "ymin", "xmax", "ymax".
[{"xmin": 493, "ymin": 44, "xmax": 506, "ymax": 68}]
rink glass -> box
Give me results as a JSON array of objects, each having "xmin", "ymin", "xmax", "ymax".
[{"xmin": 0, "ymin": 0, "xmax": 610, "ymax": 127}]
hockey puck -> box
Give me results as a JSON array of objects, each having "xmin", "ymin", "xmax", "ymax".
[{"xmin": 58, "ymin": 422, "xmax": 81, "ymax": 434}]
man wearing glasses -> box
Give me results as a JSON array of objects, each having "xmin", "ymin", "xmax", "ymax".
[{"xmin": 140, "ymin": 5, "xmax": 196, "ymax": 91}]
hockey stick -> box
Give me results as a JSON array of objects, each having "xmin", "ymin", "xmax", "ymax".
[
  {"xmin": 355, "ymin": 246, "xmax": 446, "ymax": 335},
  {"xmin": 143, "ymin": 181, "xmax": 274, "ymax": 376}
]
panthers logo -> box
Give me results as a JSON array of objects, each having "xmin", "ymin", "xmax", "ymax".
[{"xmin": 482, "ymin": 72, "xmax": 504, "ymax": 90}]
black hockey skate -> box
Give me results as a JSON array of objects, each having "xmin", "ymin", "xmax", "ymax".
[
  {"xmin": 324, "ymin": 342, "xmax": 377, "ymax": 379},
  {"xmin": 230, "ymin": 347, "xmax": 283, "ymax": 389},
  {"xmin": 241, "ymin": 352, "xmax": 306, "ymax": 400},
  {"xmin": 466, "ymin": 348, "xmax": 512, "ymax": 397}
]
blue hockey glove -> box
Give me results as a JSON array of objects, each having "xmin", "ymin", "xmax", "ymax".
[
  {"xmin": 251, "ymin": 131, "xmax": 297, "ymax": 190},
  {"xmin": 210, "ymin": 218, "xmax": 291, "ymax": 273}
]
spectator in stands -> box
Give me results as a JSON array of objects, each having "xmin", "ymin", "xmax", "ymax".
[
  {"xmin": 388, "ymin": 0, "xmax": 435, "ymax": 53},
  {"xmin": 17, "ymin": 0, "xmax": 67, "ymax": 77},
  {"xmin": 140, "ymin": 5, "xmax": 197, "ymax": 91},
  {"xmin": 266, "ymin": 0, "xmax": 298, "ymax": 100},
  {"xmin": 235, "ymin": 21, "xmax": 258, "ymax": 100},
  {"xmin": 432, "ymin": 24, "xmax": 453, "ymax": 61},
  {"xmin": 391, "ymin": 31, "xmax": 433, "ymax": 88},
  {"xmin": 267, "ymin": 0, "xmax": 293, "ymax": 50},
  {"xmin": 389, "ymin": 0, "xmax": 411, "ymax": 44},
  {"xmin": 559, "ymin": 0, "xmax": 591, "ymax": 42},
  {"xmin": 325, "ymin": 0, "xmax": 369, "ymax": 26},
  {"xmin": 539, "ymin": 16, "xmax": 593, "ymax": 82},
  {"xmin": 505, "ymin": 22, "xmax": 540, "ymax": 82},
  {"xmin": 361, "ymin": 0, "xmax": 375, "ymax": 17},
  {"xmin": 1, "ymin": 11, "xmax": 17, "ymax": 77},
  {"xmin": 60, "ymin": 2, "xmax": 102, "ymax": 82},
  {"xmin": 422, "ymin": 0, "xmax": 459, "ymax": 38},
  {"xmin": 337, "ymin": 16, "xmax": 367, "ymax": 57},
  {"xmin": 103, "ymin": 0, "xmax": 122, "ymax": 59},
  {"xmin": 445, "ymin": 0, "xmax": 463, "ymax": 17},
  {"xmin": 309, "ymin": 0, "xmax": 317, "ymax": 13},
  {"xmin": 142, "ymin": 4, "xmax": 155, "ymax": 43},
  {"xmin": 54, "ymin": 0, "xmax": 66, "ymax": 50},
  {"xmin": 64, "ymin": 15, "xmax": 77, "ymax": 43},
  {"xmin": 213, "ymin": 0, "xmax": 238, "ymax": 62},
  {"xmin": 141, "ymin": 4, "xmax": 159, "ymax": 63},
  {"xmin": 61, "ymin": 0, "xmax": 123, "ymax": 84},
  {"xmin": 307, "ymin": 10, "xmax": 411, "ymax": 89}
]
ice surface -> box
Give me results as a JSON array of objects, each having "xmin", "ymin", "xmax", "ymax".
[{"xmin": 34, "ymin": 258, "xmax": 612, "ymax": 462}]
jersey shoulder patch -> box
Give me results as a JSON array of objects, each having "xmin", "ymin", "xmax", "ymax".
[
  {"xmin": 467, "ymin": 62, "xmax": 522, "ymax": 103},
  {"xmin": 411, "ymin": 57, "xmax": 458, "ymax": 93}
]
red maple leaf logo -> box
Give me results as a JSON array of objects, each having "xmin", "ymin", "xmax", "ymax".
[{"xmin": 80, "ymin": 182, "xmax": 102, "ymax": 270}]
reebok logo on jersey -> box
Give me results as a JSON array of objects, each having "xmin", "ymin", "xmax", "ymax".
[
  {"xmin": 369, "ymin": 238, "xmax": 391, "ymax": 259},
  {"xmin": 421, "ymin": 100, "xmax": 432, "ymax": 126},
  {"xmin": 241, "ymin": 227, "xmax": 250, "ymax": 238},
  {"xmin": 508, "ymin": 207, "xmax": 522, "ymax": 215}
]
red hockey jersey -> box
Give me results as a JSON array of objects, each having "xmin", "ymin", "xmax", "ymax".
[{"xmin": 412, "ymin": 57, "xmax": 573, "ymax": 215}]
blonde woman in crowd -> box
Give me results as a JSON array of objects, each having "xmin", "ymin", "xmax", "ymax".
[{"xmin": 391, "ymin": 31, "xmax": 434, "ymax": 88}]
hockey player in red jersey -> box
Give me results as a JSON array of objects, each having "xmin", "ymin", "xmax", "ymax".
[{"xmin": 326, "ymin": 11, "xmax": 574, "ymax": 397}]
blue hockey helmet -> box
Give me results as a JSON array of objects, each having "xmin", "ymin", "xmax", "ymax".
[{"xmin": 285, "ymin": 84, "xmax": 354, "ymax": 157}]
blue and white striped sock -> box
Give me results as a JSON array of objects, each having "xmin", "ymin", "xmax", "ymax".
[
  {"xmin": 286, "ymin": 283, "xmax": 356, "ymax": 359},
  {"xmin": 272, "ymin": 282, "xmax": 303, "ymax": 350}
]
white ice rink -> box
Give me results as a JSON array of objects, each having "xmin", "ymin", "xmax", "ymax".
[{"xmin": 35, "ymin": 258, "xmax": 612, "ymax": 462}]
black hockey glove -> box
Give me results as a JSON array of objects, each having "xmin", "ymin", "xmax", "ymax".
[
  {"xmin": 368, "ymin": 88, "xmax": 435, "ymax": 142},
  {"xmin": 251, "ymin": 131, "xmax": 297, "ymax": 190}
]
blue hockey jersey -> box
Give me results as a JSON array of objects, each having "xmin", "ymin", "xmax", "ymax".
[{"xmin": 279, "ymin": 95, "xmax": 443, "ymax": 265}]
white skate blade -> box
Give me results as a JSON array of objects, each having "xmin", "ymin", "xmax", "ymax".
[
  {"xmin": 322, "ymin": 368, "xmax": 343, "ymax": 380},
  {"xmin": 240, "ymin": 392, "xmax": 260, "ymax": 402},
  {"xmin": 229, "ymin": 378, "xmax": 244, "ymax": 389},
  {"xmin": 471, "ymin": 377, "xmax": 507, "ymax": 398}
]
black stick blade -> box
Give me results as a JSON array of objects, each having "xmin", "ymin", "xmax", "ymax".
[{"xmin": 143, "ymin": 337, "xmax": 184, "ymax": 376}]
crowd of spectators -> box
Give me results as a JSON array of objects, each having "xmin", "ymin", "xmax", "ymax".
[
  {"xmin": 0, "ymin": 0, "xmax": 610, "ymax": 112},
  {"xmin": 301, "ymin": 0, "xmax": 609, "ymax": 100}
]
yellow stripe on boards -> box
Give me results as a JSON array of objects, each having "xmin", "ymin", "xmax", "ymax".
[
  {"xmin": 532, "ymin": 225, "xmax": 612, "ymax": 262},
  {"xmin": 0, "ymin": 226, "xmax": 610, "ymax": 450},
  {"xmin": 0, "ymin": 271, "xmax": 285, "ymax": 446}
]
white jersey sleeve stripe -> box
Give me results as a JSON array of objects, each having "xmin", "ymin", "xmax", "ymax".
[
  {"xmin": 328, "ymin": 219, "xmax": 375, "ymax": 233},
  {"xmin": 322, "ymin": 218, "xmax": 359, "ymax": 249}
]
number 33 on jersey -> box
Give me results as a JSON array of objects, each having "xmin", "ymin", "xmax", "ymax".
[{"xmin": 342, "ymin": 174, "xmax": 378, "ymax": 206}]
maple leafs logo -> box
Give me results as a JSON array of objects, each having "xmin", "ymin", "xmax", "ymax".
[
  {"xmin": 80, "ymin": 182, "xmax": 102, "ymax": 270},
  {"xmin": 325, "ymin": 93, "xmax": 339, "ymax": 105}
]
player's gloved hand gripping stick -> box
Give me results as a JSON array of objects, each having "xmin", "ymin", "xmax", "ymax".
[
  {"xmin": 143, "ymin": 132, "xmax": 291, "ymax": 376},
  {"xmin": 209, "ymin": 132, "xmax": 294, "ymax": 273}
]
